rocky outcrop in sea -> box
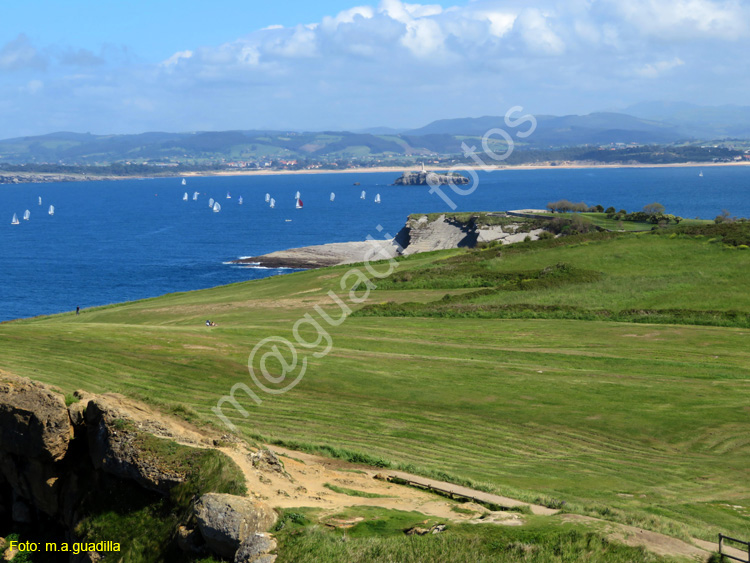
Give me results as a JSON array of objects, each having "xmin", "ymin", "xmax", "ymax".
[{"xmin": 394, "ymin": 171, "xmax": 470, "ymax": 186}]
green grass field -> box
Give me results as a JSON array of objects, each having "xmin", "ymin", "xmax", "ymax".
[
  {"xmin": 529, "ymin": 212, "xmax": 711, "ymax": 232},
  {"xmin": 1, "ymin": 229, "xmax": 749, "ymax": 558}
]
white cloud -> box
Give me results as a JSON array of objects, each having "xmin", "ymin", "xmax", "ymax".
[
  {"xmin": 3, "ymin": 0, "xmax": 750, "ymax": 137},
  {"xmin": 321, "ymin": 5, "xmax": 375, "ymax": 28},
  {"xmin": 160, "ymin": 50, "xmax": 193, "ymax": 67},
  {"xmin": 401, "ymin": 17, "xmax": 446, "ymax": 57},
  {"xmin": 636, "ymin": 57, "xmax": 685, "ymax": 78},
  {"xmin": 479, "ymin": 11, "xmax": 517, "ymax": 36},
  {"xmin": 611, "ymin": 0, "xmax": 748, "ymax": 40},
  {"xmin": 513, "ymin": 8, "xmax": 566, "ymax": 55}
]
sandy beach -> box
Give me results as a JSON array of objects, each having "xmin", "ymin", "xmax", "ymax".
[
  {"xmin": 183, "ymin": 160, "xmax": 750, "ymax": 179},
  {"xmin": 2, "ymin": 159, "xmax": 748, "ymax": 185}
]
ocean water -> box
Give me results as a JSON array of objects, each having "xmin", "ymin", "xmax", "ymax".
[{"xmin": 1, "ymin": 166, "xmax": 748, "ymax": 322}]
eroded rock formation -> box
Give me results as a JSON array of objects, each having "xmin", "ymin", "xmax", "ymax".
[{"xmin": 0, "ymin": 374, "xmax": 277, "ymax": 562}]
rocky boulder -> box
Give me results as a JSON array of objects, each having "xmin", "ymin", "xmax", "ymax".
[
  {"xmin": 234, "ymin": 533, "xmax": 277, "ymax": 563},
  {"xmin": 0, "ymin": 375, "xmax": 72, "ymax": 462},
  {"xmin": 194, "ymin": 493, "xmax": 277, "ymax": 559},
  {"xmin": 85, "ymin": 397, "xmax": 186, "ymax": 494}
]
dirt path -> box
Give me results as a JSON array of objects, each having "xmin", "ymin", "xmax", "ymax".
[
  {"xmin": 99, "ymin": 396, "xmax": 727, "ymax": 562},
  {"xmin": 216, "ymin": 444, "xmax": 523, "ymax": 526},
  {"xmin": 260, "ymin": 446, "xmax": 726, "ymax": 562}
]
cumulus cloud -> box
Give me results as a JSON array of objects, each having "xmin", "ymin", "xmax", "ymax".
[
  {"xmin": 2, "ymin": 0, "xmax": 750, "ymax": 136},
  {"xmin": 610, "ymin": 0, "xmax": 748, "ymax": 40}
]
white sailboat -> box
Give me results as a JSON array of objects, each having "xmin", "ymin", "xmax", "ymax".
[
  {"xmin": 48, "ymin": 205, "xmax": 55, "ymax": 216},
  {"xmin": 374, "ymin": 194, "xmax": 381, "ymax": 204},
  {"xmin": 295, "ymin": 198, "xmax": 303, "ymax": 209},
  {"xmin": 181, "ymin": 178, "xmax": 187, "ymax": 186},
  {"xmin": 226, "ymin": 192, "xmax": 231, "ymax": 199},
  {"xmin": 269, "ymin": 198, "xmax": 276, "ymax": 208},
  {"xmin": 23, "ymin": 210, "xmax": 30, "ymax": 221},
  {"xmin": 38, "ymin": 196, "xmax": 42, "ymax": 206},
  {"xmin": 295, "ymin": 190, "xmax": 300, "ymax": 200},
  {"xmin": 193, "ymin": 191, "xmax": 199, "ymax": 201},
  {"xmin": 699, "ymin": 170, "xmax": 704, "ymax": 177},
  {"xmin": 213, "ymin": 202, "xmax": 221, "ymax": 213},
  {"xmin": 360, "ymin": 190, "xmax": 366, "ymax": 199},
  {"xmin": 11, "ymin": 213, "xmax": 19, "ymax": 225},
  {"xmin": 238, "ymin": 196, "xmax": 243, "ymax": 205},
  {"xmin": 265, "ymin": 193, "xmax": 270, "ymax": 203},
  {"xmin": 183, "ymin": 192, "xmax": 188, "ymax": 201},
  {"xmin": 208, "ymin": 198, "xmax": 215, "ymax": 208},
  {"xmin": 330, "ymin": 192, "xmax": 335, "ymax": 202}
]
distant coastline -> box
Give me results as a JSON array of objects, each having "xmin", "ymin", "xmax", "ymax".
[
  {"xmin": 185, "ymin": 159, "xmax": 750, "ymax": 178},
  {"xmin": 1, "ymin": 160, "xmax": 749, "ymax": 185}
]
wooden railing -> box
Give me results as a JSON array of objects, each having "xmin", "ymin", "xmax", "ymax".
[{"xmin": 719, "ymin": 534, "xmax": 750, "ymax": 562}]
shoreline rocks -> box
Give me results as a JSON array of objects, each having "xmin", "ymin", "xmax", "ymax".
[
  {"xmin": 233, "ymin": 213, "xmax": 547, "ymax": 269},
  {"xmin": 232, "ymin": 239, "xmax": 400, "ymax": 269}
]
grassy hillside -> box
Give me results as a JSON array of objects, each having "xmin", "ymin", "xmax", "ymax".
[{"xmin": 1, "ymin": 229, "xmax": 749, "ymax": 554}]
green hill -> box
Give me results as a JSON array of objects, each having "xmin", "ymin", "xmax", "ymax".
[{"xmin": 1, "ymin": 227, "xmax": 749, "ymax": 559}]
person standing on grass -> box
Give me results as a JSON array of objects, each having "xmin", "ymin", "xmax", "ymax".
[{"xmin": 76, "ymin": 306, "xmax": 80, "ymax": 316}]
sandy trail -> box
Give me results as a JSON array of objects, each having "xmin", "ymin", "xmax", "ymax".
[{"xmin": 217, "ymin": 444, "xmax": 520, "ymax": 526}]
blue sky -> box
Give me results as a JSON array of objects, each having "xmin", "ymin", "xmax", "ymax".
[{"xmin": 1, "ymin": 0, "xmax": 748, "ymax": 137}]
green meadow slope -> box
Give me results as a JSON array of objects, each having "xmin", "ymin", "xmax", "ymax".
[{"xmin": 1, "ymin": 229, "xmax": 749, "ymax": 554}]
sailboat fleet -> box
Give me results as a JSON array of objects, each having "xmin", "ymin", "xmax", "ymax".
[
  {"xmin": 10, "ymin": 196, "xmax": 51, "ymax": 224},
  {"xmin": 9, "ymin": 183, "xmax": 385, "ymax": 227}
]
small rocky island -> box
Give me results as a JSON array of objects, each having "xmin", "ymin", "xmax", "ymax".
[{"xmin": 394, "ymin": 164, "xmax": 470, "ymax": 186}]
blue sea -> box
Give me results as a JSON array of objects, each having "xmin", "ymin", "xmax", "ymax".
[{"xmin": 1, "ymin": 166, "xmax": 748, "ymax": 322}]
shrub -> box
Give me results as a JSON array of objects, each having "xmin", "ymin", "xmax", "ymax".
[
  {"xmin": 547, "ymin": 199, "xmax": 574, "ymax": 213},
  {"xmin": 571, "ymin": 201, "xmax": 589, "ymax": 213},
  {"xmin": 605, "ymin": 206, "xmax": 615, "ymax": 214},
  {"xmin": 643, "ymin": 202, "xmax": 666, "ymax": 215}
]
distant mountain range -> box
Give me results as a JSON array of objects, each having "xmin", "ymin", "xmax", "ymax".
[{"xmin": 2, "ymin": 104, "xmax": 749, "ymax": 165}]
